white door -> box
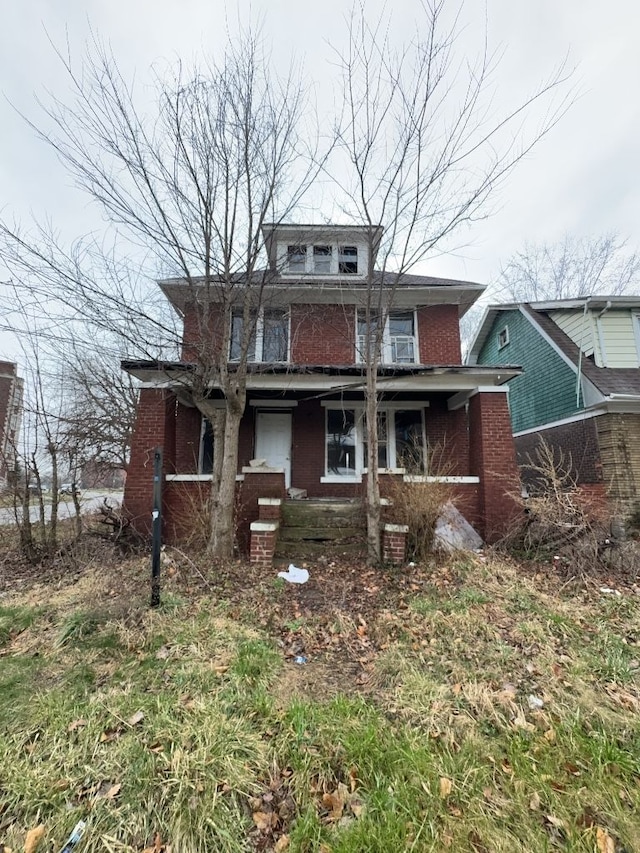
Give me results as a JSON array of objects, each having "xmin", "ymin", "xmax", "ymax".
[{"xmin": 255, "ymin": 411, "xmax": 292, "ymax": 488}]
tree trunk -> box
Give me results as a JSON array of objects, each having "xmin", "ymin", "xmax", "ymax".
[
  {"xmin": 365, "ymin": 365, "xmax": 382, "ymax": 565},
  {"xmin": 209, "ymin": 407, "xmax": 242, "ymax": 558},
  {"xmin": 207, "ymin": 408, "xmax": 226, "ymax": 555}
]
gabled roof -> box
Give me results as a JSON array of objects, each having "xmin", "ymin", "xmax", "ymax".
[{"xmin": 467, "ymin": 298, "xmax": 640, "ymax": 399}]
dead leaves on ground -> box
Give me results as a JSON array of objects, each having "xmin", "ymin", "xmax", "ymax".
[{"xmin": 24, "ymin": 826, "xmax": 45, "ymax": 853}]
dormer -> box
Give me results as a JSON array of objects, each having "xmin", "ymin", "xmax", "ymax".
[{"xmin": 261, "ymin": 223, "xmax": 383, "ymax": 279}]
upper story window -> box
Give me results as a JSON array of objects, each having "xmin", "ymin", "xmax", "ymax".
[
  {"xmin": 497, "ymin": 326, "xmax": 509, "ymax": 349},
  {"xmin": 357, "ymin": 311, "xmax": 416, "ymax": 364},
  {"xmin": 287, "ymin": 245, "xmax": 306, "ymax": 273},
  {"xmin": 313, "ymin": 245, "xmax": 332, "ymax": 273},
  {"xmin": 230, "ymin": 309, "xmax": 289, "ymax": 362},
  {"xmin": 339, "ymin": 246, "xmax": 358, "ymax": 274}
]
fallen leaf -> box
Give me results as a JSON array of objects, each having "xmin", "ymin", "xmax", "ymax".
[
  {"xmin": 99, "ymin": 727, "xmax": 121, "ymax": 743},
  {"xmin": 105, "ymin": 782, "xmax": 122, "ymax": 800},
  {"xmin": 68, "ymin": 718, "xmax": 87, "ymax": 732},
  {"xmin": 596, "ymin": 827, "xmax": 615, "ymax": 853},
  {"xmin": 24, "ymin": 826, "xmax": 45, "ymax": 853},
  {"xmin": 563, "ymin": 762, "xmax": 580, "ymax": 776},
  {"xmin": 155, "ymin": 645, "xmax": 170, "ymax": 660},
  {"xmin": 529, "ymin": 792, "xmax": 541, "ymax": 811},
  {"xmin": 545, "ymin": 815, "xmax": 566, "ymax": 831},
  {"xmin": 274, "ymin": 836, "xmax": 290, "ymax": 852},
  {"xmin": 439, "ymin": 777, "xmax": 453, "ymax": 798},
  {"xmin": 543, "ymin": 728, "xmax": 556, "ymax": 743},
  {"xmin": 349, "ymin": 798, "xmax": 365, "ymax": 819},
  {"xmin": 127, "ymin": 710, "xmax": 145, "ymax": 727},
  {"xmin": 252, "ymin": 811, "xmax": 275, "ymax": 833}
]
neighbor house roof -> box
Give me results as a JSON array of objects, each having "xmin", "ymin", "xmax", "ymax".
[{"xmin": 467, "ymin": 298, "xmax": 640, "ymax": 400}]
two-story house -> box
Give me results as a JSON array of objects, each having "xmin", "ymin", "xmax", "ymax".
[
  {"xmin": 468, "ymin": 296, "xmax": 640, "ymax": 513},
  {"xmin": 122, "ymin": 223, "xmax": 522, "ymax": 548}
]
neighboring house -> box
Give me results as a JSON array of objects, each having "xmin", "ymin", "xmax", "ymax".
[
  {"xmin": 468, "ymin": 296, "xmax": 640, "ymax": 512},
  {"xmin": 122, "ymin": 223, "xmax": 522, "ymax": 547},
  {"xmin": 0, "ymin": 361, "xmax": 24, "ymax": 490}
]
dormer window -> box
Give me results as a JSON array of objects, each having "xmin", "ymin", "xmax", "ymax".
[
  {"xmin": 339, "ymin": 246, "xmax": 358, "ymax": 274},
  {"xmin": 287, "ymin": 245, "xmax": 306, "ymax": 273},
  {"xmin": 497, "ymin": 326, "xmax": 509, "ymax": 349},
  {"xmin": 313, "ymin": 245, "xmax": 332, "ymax": 273}
]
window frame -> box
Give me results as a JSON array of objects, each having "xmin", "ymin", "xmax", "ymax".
[
  {"xmin": 356, "ymin": 309, "xmax": 417, "ymax": 364},
  {"xmin": 322, "ymin": 403, "xmax": 426, "ymax": 481},
  {"xmin": 313, "ymin": 244, "xmax": 333, "ymax": 274},
  {"xmin": 229, "ymin": 308, "xmax": 290, "ymax": 363},
  {"xmin": 287, "ymin": 244, "xmax": 307, "ymax": 273},
  {"xmin": 338, "ymin": 245, "xmax": 359, "ymax": 274},
  {"xmin": 497, "ymin": 325, "xmax": 510, "ymax": 350}
]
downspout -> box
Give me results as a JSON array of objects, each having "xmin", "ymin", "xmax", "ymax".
[
  {"xmin": 596, "ymin": 299, "xmax": 612, "ymax": 368},
  {"xmin": 576, "ymin": 298, "xmax": 590, "ymax": 408}
]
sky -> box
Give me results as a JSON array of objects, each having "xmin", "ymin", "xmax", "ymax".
[{"xmin": 1, "ymin": 0, "xmax": 639, "ymax": 364}]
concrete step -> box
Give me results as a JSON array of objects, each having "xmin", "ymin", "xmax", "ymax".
[
  {"xmin": 282, "ymin": 500, "xmax": 364, "ymax": 527},
  {"xmin": 278, "ymin": 525, "xmax": 363, "ymax": 542},
  {"xmin": 274, "ymin": 539, "xmax": 366, "ymax": 560}
]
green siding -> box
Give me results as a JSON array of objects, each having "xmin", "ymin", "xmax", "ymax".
[{"xmin": 477, "ymin": 310, "xmax": 584, "ymax": 433}]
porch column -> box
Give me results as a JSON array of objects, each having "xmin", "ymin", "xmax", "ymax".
[
  {"xmin": 124, "ymin": 388, "xmax": 176, "ymax": 536},
  {"xmin": 468, "ymin": 388, "xmax": 521, "ymax": 541}
]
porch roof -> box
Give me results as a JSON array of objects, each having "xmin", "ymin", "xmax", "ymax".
[{"xmin": 122, "ymin": 359, "xmax": 521, "ymax": 395}]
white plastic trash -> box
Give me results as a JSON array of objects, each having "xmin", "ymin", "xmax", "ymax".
[{"xmin": 277, "ymin": 564, "xmax": 310, "ymax": 584}]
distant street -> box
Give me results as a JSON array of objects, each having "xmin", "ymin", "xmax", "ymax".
[{"xmin": 0, "ymin": 491, "xmax": 123, "ymax": 526}]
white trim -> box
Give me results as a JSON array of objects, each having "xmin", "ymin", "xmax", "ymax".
[
  {"xmin": 403, "ymin": 475, "xmax": 480, "ymax": 484},
  {"xmin": 241, "ymin": 465, "xmax": 285, "ymax": 474},
  {"xmin": 249, "ymin": 399, "xmax": 298, "ymax": 407},
  {"xmin": 384, "ymin": 523, "xmax": 409, "ymax": 533},
  {"xmin": 512, "ymin": 409, "xmax": 603, "ymax": 437},
  {"xmin": 250, "ymin": 521, "xmax": 278, "ymax": 532},
  {"xmin": 258, "ymin": 497, "xmax": 282, "ymax": 506},
  {"xmin": 165, "ymin": 473, "xmax": 245, "ymax": 482},
  {"xmin": 497, "ymin": 325, "xmax": 510, "ymax": 349},
  {"xmin": 362, "ymin": 468, "xmax": 406, "ymax": 475},
  {"xmin": 320, "ymin": 475, "xmax": 362, "ymax": 484},
  {"xmin": 468, "ymin": 386, "xmax": 509, "ymax": 397}
]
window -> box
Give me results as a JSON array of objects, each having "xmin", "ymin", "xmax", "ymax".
[
  {"xmin": 324, "ymin": 406, "xmax": 425, "ymax": 478},
  {"xmin": 339, "ymin": 245, "xmax": 358, "ymax": 274},
  {"xmin": 357, "ymin": 311, "xmax": 416, "ymax": 364},
  {"xmin": 200, "ymin": 417, "xmax": 214, "ymax": 474},
  {"xmin": 326, "ymin": 409, "xmax": 356, "ymax": 475},
  {"xmin": 287, "ymin": 244, "xmax": 306, "ymax": 273},
  {"xmin": 498, "ymin": 325, "xmax": 509, "ymax": 349},
  {"xmin": 230, "ymin": 309, "xmax": 288, "ymax": 362},
  {"xmin": 313, "ymin": 245, "xmax": 332, "ymax": 273}
]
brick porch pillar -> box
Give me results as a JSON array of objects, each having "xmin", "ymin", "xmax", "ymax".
[
  {"xmin": 123, "ymin": 388, "xmax": 176, "ymax": 537},
  {"xmin": 468, "ymin": 388, "xmax": 521, "ymax": 542},
  {"xmin": 383, "ymin": 523, "xmax": 409, "ymax": 564},
  {"xmin": 250, "ymin": 521, "xmax": 278, "ymax": 567}
]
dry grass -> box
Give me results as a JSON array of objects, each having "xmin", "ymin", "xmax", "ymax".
[{"xmin": 0, "ymin": 549, "xmax": 639, "ymax": 852}]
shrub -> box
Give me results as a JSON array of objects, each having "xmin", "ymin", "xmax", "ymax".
[{"xmin": 388, "ymin": 479, "xmax": 452, "ymax": 562}]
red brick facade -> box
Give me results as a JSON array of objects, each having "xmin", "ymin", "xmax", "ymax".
[
  {"xmin": 417, "ymin": 305, "xmax": 461, "ymax": 364},
  {"xmin": 468, "ymin": 391, "xmax": 521, "ymax": 540}
]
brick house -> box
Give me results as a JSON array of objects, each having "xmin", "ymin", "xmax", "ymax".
[
  {"xmin": 468, "ymin": 297, "xmax": 640, "ymax": 514},
  {"xmin": 0, "ymin": 361, "xmax": 24, "ymax": 490},
  {"xmin": 122, "ymin": 223, "xmax": 522, "ymax": 549}
]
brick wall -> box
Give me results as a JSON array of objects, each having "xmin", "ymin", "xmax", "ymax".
[
  {"xmin": 515, "ymin": 417, "xmax": 603, "ymax": 489},
  {"xmin": 468, "ymin": 391, "xmax": 520, "ymax": 540},
  {"xmin": 425, "ymin": 396, "xmax": 469, "ymax": 475},
  {"xmin": 290, "ymin": 304, "xmax": 355, "ymax": 364},
  {"xmin": 417, "ymin": 305, "xmax": 462, "ymax": 364},
  {"xmin": 123, "ymin": 388, "xmax": 177, "ymax": 535},
  {"xmin": 181, "ymin": 302, "xmax": 226, "ymax": 362},
  {"xmin": 237, "ymin": 471, "xmax": 286, "ymax": 553}
]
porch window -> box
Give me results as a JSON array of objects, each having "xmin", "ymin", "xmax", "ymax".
[
  {"xmin": 326, "ymin": 409, "xmax": 357, "ymax": 476},
  {"xmin": 324, "ymin": 406, "xmax": 425, "ymax": 477},
  {"xmin": 338, "ymin": 246, "xmax": 358, "ymax": 274},
  {"xmin": 230, "ymin": 309, "xmax": 288, "ymax": 362},
  {"xmin": 200, "ymin": 417, "xmax": 214, "ymax": 474},
  {"xmin": 287, "ymin": 244, "xmax": 307, "ymax": 273},
  {"xmin": 357, "ymin": 311, "xmax": 417, "ymax": 364}
]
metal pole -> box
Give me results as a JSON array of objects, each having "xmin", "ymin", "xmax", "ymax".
[{"xmin": 151, "ymin": 447, "xmax": 163, "ymax": 608}]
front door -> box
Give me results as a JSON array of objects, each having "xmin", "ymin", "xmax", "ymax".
[{"xmin": 255, "ymin": 411, "xmax": 292, "ymax": 488}]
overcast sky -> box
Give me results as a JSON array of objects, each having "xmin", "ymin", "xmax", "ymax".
[{"xmin": 1, "ymin": 0, "xmax": 639, "ymax": 363}]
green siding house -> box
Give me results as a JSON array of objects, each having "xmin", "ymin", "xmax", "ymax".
[{"xmin": 467, "ymin": 297, "xmax": 640, "ymax": 511}]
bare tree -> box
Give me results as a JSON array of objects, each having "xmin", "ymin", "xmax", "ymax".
[
  {"xmin": 335, "ymin": 2, "xmax": 572, "ymax": 563},
  {"xmin": 496, "ymin": 233, "xmax": 640, "ymax": 302},
  {"xmin": 0, "ymin": 30, "xmax": 324, "ymax": 558}
]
